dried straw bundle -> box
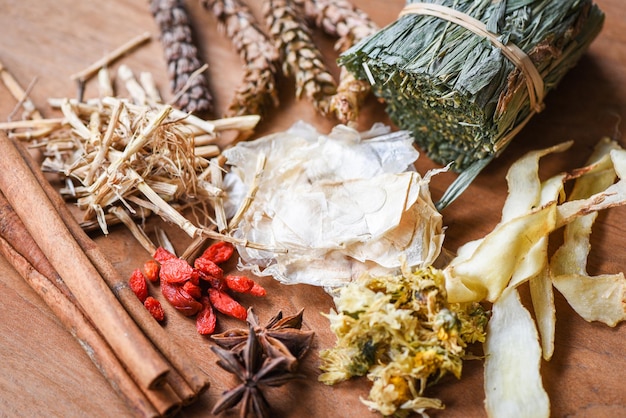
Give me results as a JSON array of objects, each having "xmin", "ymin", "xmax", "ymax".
[
  {"xmin": 339, "ymin": 0, "xmax": 604, "ymax": 203},
  {"xmin": 11, "ymin": 67, "xmax": 260, "ymax": 254}
]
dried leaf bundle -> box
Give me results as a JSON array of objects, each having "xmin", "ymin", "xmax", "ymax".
[
  {"xmin": 150, "ymin": 0, "xmax": 214, "ymax": 114},
  {"xmin": 339, "ymin": 0, "xmax": 604, "ymax": 176},
  {"xmin": 203, "ymin": 0, "xmax": 280, "ymax": 118}
]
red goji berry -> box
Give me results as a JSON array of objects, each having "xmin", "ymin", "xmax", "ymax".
[
  {"xmin": 161, "ymin": 278, "xmax": 202, "ymax": 316},
  {"xmin": 196, "ymin": 296, "xmax": 216, "ymax": 335},
  {"xmin": 248, "ymin": 282, "xmax": 267, "ymax": 297},
  {"xmin": 194, "ymin": 257, "xmax": 224, "ymax": 279},
  {"xmin": 153, "ymin": 246, "xmax": 176, "ymax": 264},
  {"xmin": 224, "ymin": 275, "xmax": 267, "ymax": 296},
  {"xmin": 224, "ymin": 275, "xmax": 254, "ymax": 293},
  {"xmin": 143, "ymin": 259, "xmax": 160, "ymax": 283},
  {"xmin": 159, "ymin": 257, "xmax": 195, "ymax": 284},
  {"xmin": 199, "ymin": 241, "xmax": 234, "ymax": 265},
  {"xmin": 199, "ymin": 271, "xmax": 225, "ymax": 291},
  {"xmin": 188, "ymin": 269, "xmax": 201, "ymax": 286},
  {"xmin": 182, "ymin": 281, "xmax": 202, "ymax": 300},
  {"xmin": 208, "ymin": 288, "xmax": 247, "ymax": 321},
  {"xmin": 129, "ymin": 268, "xmax": 149, "ymax": 303},
  {"xmin": 144, "ymin": 296, "xmax": 165, "ymax": 322}
]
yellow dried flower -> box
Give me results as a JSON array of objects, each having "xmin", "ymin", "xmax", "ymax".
[{"xmin": 319, "ymin": 266, "xmax": 488, "ymax": 416}]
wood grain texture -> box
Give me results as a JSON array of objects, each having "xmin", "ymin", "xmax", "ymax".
[{"xmin": 0, "ymin": 0, "xmax": 624, "ymax": 417}]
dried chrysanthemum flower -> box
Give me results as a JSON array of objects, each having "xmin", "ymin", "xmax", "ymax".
[{"xmin": 319, "ymin": 266, "xmax": 488, "ymax": 417}]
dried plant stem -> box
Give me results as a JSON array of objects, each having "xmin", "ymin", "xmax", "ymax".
[
  {"xmin": 0, "ymin": 61, "xmax": 57, "ymax": 138},
  {"xmin": 210, "ymin": 161, "xmax": 227, "ymax": 232},
  {"xmin": 264, "ymin": 0, "xmax": 337, "ymax": 114},
  {"xmin": 109, "ymin": 206, "xmax": 158, "ymax": 255},
  {"xmin": 84, "ymin": 101, "xmax": 123, "ymax": 185},
  {"xmin": 86, "ymin": 104, "xmax": 173, "ymax": 210},
  {"xmin": 98, "ymin": 67, "xmax": 115, "ymax": 98},
  {"xmin": 0, "ymin": 118, "xmax": 65, "ymax": 130},
  {"xmin": 118, "ymin": 64, "xmax": 148, "ymax": 105},
  {"xmin": 228, "ymin": 153, "xmax": 265, "ymax": 231},
  {"xmin": 0, "ymin": 60, "xmax": 43, "ymax": 120},
  {"xmin": 70, "ymin": 32, "xmax": 152, "ymax": 84},
  {"xmin": 132, "ymin": 169, "xmax": 199, "ymax": 238},
  {"xmin": 150, "ymin": 0, "xmax": 213, "ymax": 114},
  {"xmin": 0, "ymin": 133, "xmax": 170, "ymax": 391}
]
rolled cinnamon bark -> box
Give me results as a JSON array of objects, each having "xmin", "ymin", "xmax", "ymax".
[
  {"xmin": 13, "ymin": 136, "xmax": 211, "ymax": 397},
  {"xmin": 0, "ymin": 235, "xmax": 163, "ymax": 418},
  {"xmin": 0, "ymin": 132, "xmax": 170, "ymax": 390}
]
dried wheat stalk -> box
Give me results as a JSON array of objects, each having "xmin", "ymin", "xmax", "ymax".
[
  {"xmin": 264, "ymin": 0, "xmax": 337, "ymax": 115},
  {"xmin": 301, "ymin": 0, "xmax": 379, "ymax": 122},
  {"xmin": 203, "ymin": 0, "xmax": 280, "ymax": 118}
]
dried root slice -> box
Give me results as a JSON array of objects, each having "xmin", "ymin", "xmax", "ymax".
[
  {"xmin": 443, "ymin": 137, "xmax": 626, "ymax": 418},
  {"xmin": 484, "ymin": 288, "xmax": 549, "ymax": 418},
  {"xmin": 550, "ymin": 139, "xmax": 626, "ymax": 326}
]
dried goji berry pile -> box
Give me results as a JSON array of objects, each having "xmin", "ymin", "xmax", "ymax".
[{"xmin": 128, "ymin": 241, "xmax": 266, "ymax": 335}]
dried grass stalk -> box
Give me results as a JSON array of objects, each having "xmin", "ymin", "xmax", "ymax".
[
  {"xmin": 12, "ymin": 66, "xmax": 263, "ymax": 255},
  {"xmin": 264, "ymin": 0, "xmax": 337, "ymax": 114}
]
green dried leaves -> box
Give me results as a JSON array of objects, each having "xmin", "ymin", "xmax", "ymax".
[{"xmin": 340, "ymin": 0, "xmax": 604, "ymax": 172}]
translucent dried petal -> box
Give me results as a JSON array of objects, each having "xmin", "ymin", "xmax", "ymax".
[{"xmin": 223, "ymin": 122, "xmax": 443, "ymax": 288}]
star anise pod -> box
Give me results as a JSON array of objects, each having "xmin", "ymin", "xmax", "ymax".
[
  {"xmin": 212, "ymin": 308, "xmax": 315, "ymax": 371},
  {"xmin": 211, "ymin": 325, "xmax": 303, "ymax": 417}
]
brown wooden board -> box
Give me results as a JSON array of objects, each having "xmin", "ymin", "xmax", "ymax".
[{"xmin": 0, "ymin": 0, "xmax": 624, "ymax": 417}]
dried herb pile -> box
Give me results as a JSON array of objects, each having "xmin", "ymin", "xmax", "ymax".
[
  {"xmin": 10, "ymin": 65, "xmax": 261, "ymax": 257},
  {"xmin": 339, "ymin": 0, "xmax": 604, "ymax": 176},
  {"xmin": 319, "ymin": 267, "xmax": 488, "ymax": 417}
]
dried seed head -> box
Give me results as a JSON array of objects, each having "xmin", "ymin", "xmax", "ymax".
[
  {"xmin": 203, "ymin": 0, "xmax": 280, "ymax": 117},
  {"xmin": 264, "ymin": 0, "xmax": 337, "ymax": 115},
  {"xmin": 150, "ymin": 0, "xmax": 213, "ymax": 115}
]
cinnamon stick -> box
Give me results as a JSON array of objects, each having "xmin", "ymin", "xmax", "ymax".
[
  {"xmin": 0, "ymin": 192, "xmax": 75, "ymax": 303},
  {"xmin": 0, "ymin": 235, "xmax": 162, "ymax": 418},
  {"xmin": 0, "ymin": 192, "xmax": 183, "ymax": 416},
  {"xmin": 0, "ymin": 132, "xmax": 170, "ymax": 390},
  {"xmin": 12, "ymin": 135, "xmax": 212, "ymax": 396}
]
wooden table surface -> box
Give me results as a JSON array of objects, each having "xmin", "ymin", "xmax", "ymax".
[{"xmin": 0, "ymin": 1, "xmax": 624, "ymax": 417}]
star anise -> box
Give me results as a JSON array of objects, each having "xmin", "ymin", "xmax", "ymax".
[
  {"xmin": 212, "ymin": 308, "xmax": 315, "ymax": 371},
  {"xmin": 211, "ymin": 325, "xmax": 304, "ymax": 417}
]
